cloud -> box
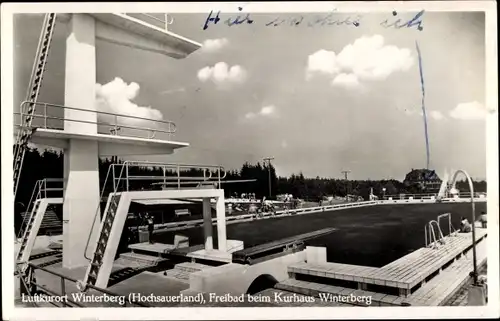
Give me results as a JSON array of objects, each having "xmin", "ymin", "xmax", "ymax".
[
  {"xmin": 201, "ymin": 38, "xmax": 229, "ymax": 53},
  {"xmin": 429, "ymin": 110, "xmax": 445, "ymax": 120},
  {"xmin": 95, "ymin": 77, "xmax": 163, "ymax": 128},
  {"xmin": 244, "ymin": 105, "xmax": 277, "ymax": 120},
  {"xmin": 306, "ymin": 35, "xmax": 414, "ymax": 88},
  {"xmin": 332, "ymin": 73, "xmax": 360, "ymax": 88},
  {"xmin": 197, "ymin": 62, "xmax": 247, "ymax": 88},
  {"xmin": 159, "ymin": 87, "xmax": 186, "ymax": 95},
  {"xmin": 449, "ymin": 101, "xmax": 487, "ymax": 120}
]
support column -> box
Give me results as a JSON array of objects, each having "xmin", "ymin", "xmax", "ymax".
[
  {"xmin": 202, "ymin": 198, "xmax": 213, "ymax": 251},
  {"xmin": 215, "ymin": 195, "xmax": 227, "ymax": 252},
  {"xmin": 62, "ymin": 13, "xmax": 100, "ymax": 268}
]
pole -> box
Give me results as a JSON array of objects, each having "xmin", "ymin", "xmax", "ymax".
[
  {"xmin": 341, "ymin": 170, "xmax": 351, "ymax": 201},
  {"xmin": 449, "ymin": 169, "xmax": 478, "ymax": 284},
  {"xmin": 264, "ymin": 157, "xmax": 274, "ymax": 197}
]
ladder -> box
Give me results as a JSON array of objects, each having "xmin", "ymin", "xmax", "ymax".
[
  {"xmin": 83, "ymin": 193, "xmax": 122, "ymax": 288},
  {"xmin": 13, "ymin": 13, "xmax": 57, "ymax": 198},
  {"xmin": 16, "ymin": 200, "xmax": 42, "ymax": 262}
]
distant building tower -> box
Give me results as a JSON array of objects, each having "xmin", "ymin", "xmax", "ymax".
[{"xmin": 403, "ymin": 168, "xmax": 442, "ymax": 192}]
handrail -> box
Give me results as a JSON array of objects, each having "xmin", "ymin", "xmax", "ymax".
[
  {"xmin": 84, "ymin": 160, "xmax": 226, "ymax": 262},
  {"xmin": 25, "ymin": 263, "xmax": 150, "ymax": 307},
  {"xmin": 449, "ymin": 169, "xmax": 479, "ymax": 284},
  {"xmin": 437, "ymin": 213, "xmax": 457, "ymax": 237},
  {"xmin": 84, "ymin": 165, "xmax": 115, "ymax": 261},
  {"xmin": 426, "ymin": 220, "xmax": 445, "ymax": 249},
  {"xmin": 17, "ymin": 101, "xmax": 177, "ymax": 140},
  {"xmin": 112, "ymin": 160, "xmax": 227, "ymax": 191},
  {"xmin": 17, "ymin": 178, "xmax": 64, "ymax": 239}
]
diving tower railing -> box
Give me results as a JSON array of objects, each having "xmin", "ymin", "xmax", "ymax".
[
  {"xmin": 109, "ymin": 160, "xmax": 227, "ymax": 191},
  {"xmin": 15, "ymin": 101, "xmax": 177, "ymax": 140},
  {"xmin": 83, "ymin": 160, "xmax": 226, "ymax": 261},
  {"xmin": 17, "ymin": 178, "xmax": 64, "ymax": 240}
]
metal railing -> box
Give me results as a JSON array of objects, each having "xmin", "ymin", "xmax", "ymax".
[
  {"xmin": 83, "ymin": 160, "xmax": 226, "ymax": 261},
  {"xmin": 18, "ymin": 262, "xmax": 150, "ymax": 307},
  {"xmin": 383, "ymin": 192, "xmax": 486, "ymax": 200},
  {"xmin": 437, "ymin": 213, "xmax": 458, "ymax": 238},
  {"xmin": 15, "ymin": 101, "xmax": 177, "ymax": 140},
  {"xmin": 17, "ymin": 178, "xmax": 64, "ymax": 239},
  {"xmin": 110, "ymin": 160, "xmax": 227, "ymax": 191},
  {"xmin": 122, "ymin": 13, "xmax": 173, "ymax": 30},
  {"xmin": 425, "ymin": 219, "xmax": 445, "ymax": 249}
]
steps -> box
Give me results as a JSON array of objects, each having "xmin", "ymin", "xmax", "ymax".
[
  {"xmin": 118, "ymin": 252, "xmax": 166, "ymax": 267},
  {"xmin": 13, "ymin": 13, "xmax": 57, "ymax": 197},
  {"xmin": 21, "ymin": 210, "xmax": 61, "ymax": 232},
  {"xmin": 163, "ymin": 262, "xmax": 213, "ymax": 283},
  {"xmin": 85, "ymin": 193, "xmax": 122, "ymax": 287}
]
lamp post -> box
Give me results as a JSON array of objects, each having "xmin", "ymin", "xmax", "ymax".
[
  {"xmin": 382, "ymin": 188, "xmax": 386, "ymax": 200},
  {"xmin": 449, "ymin": 169, "xmax": 478, "ymax": 284},
  {"xmin": 264, "ymin": 157, "xmax": 274, "ymax": 197}
]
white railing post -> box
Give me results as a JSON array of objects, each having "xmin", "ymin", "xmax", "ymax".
[
  {"xmin": 177, "ymin": 165, "xmax": 180, "ymax": 189},
  {"xmin": 125, "ymin": 163, "xmax": 129, "ymax": 191},
  {"xmin": 44, "ymin": 103, "xmax": 47, "ymax": 128}
]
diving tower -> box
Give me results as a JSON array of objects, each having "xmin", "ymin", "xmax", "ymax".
[{"xmin": 14, "ymin": 13, "xmax": 204, "ymax": 269}]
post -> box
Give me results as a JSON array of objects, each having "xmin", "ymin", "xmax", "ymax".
[
  {"xmin": 202, "ymin": 198, "xmax": 213, "ymax": 251},
  {"xmin": 264, "ymin": 157, "xmax": 274, "ymax": 197},
  {"xmin": 341, "ymin": 170, "xmax": 351, "ymax": 201},
  {"xmin": 215, "ymin": 194, "xmax": 227, "ymax": 252}
]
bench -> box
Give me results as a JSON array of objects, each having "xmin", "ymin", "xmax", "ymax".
[{"xmin": 175, "ymin": 209, "xmax": 191, "ymax": 217}]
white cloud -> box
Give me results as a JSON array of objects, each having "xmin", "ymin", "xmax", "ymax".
[
  {"xmin": 201, "ymin": 38, "xmax": 229, "ymax": 53},
  {"xmin": 197, "ymin": 62, "xmax": 247, "ymax": 87},
  {"xmin": 332, "ymin": 73, "xmax": 360, "ymax": 88},
  {"xmin": 306, "ymin": 35, "xmax": 414, "ymax": 87},
  {"xmin": 260, "ymin": 105, "xmax": 276, "ymax": 116},
  {"xmin": 95, "ymin": 77, "xmax": 163, "ymax": 128},
  {"xmin": 429, "ymin": 110, "xmax": 445, "ymax": 120},
  {"xmin": 449, "ymin": 101, "xmax": 487, "ymax": 120},
  {"xmin": 244, "ymin": 112, "xmax": 256, "ymax": 119},
  {"xmin": 244, "ymin": 105, "xmax": 277, "ymax": 120}
]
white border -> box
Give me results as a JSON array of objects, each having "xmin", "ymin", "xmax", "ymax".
[{"xmin": 1, "ymin": 1, "xmax": 498, "ymax": 320}]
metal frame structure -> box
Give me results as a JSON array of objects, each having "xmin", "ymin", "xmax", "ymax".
[
  {"xmin": 448, "ymin": 169, "xmax": 480, "ymax": 284},
  {"xmin": 15, "ymin": 101, "xmax": 177, "ymax": 140}
]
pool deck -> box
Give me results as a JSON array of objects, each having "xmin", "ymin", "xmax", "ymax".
[{"xmin": 16, "ymin": 224, "xmax": 487, "ymax": 307}]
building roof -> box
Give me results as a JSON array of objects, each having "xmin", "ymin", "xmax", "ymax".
[{"xmin": 404, "ymin": 168, "xmax": 442, "ymax": 183}]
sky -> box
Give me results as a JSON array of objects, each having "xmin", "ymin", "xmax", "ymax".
[{"xmin": 13, "ymin": 10, "xmax": 488, "ymax": 180}]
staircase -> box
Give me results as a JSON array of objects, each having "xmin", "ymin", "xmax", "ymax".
[
  {"xmin": 13, "ymin": 13, "xmax": 57, "ymax": 197},
  {"xmin": 16, "ymin": 200, "xmax": 42, "ymax": 261},
  {"xmin": 84, "ymin": 193, "xmax": 122, "ymax": 287},
  {"xmin": 163, "ymin": 262, "xmax": 213, "ymax": 283},
  {"xmin": 21, "ymin": 210, "xmax": 61, "ymax": 234}
]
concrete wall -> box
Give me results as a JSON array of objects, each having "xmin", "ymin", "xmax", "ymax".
[{"xmin": 183, "ymin": 251, "xmax": 307, "ymax": 296}]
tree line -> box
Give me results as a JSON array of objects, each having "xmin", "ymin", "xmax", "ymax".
[{"xmin": 15, "ymin": 148, "xmax": 487, "ymax": 213}]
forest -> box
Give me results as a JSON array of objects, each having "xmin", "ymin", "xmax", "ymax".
[{"xmin": 15, "ymin": 148, "xmax": 487, "ymax": 214}]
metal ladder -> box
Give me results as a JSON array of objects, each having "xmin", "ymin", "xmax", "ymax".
[
  {"xmin": 16, "ymin": 200, "xmax": 42, "ymax": 262},
  {"xmin": 13, "ymin": 13, "xmax": 57, "ymax": 198},
  {"xmin": 17, "ymin": 180, "xmax": 43, "ymax": 240},
  {"xmin": 425, "ymin": 220, "xmax": 445, "ymax": 249},
  {"xmin": 83, "ymin": 193, "xmax": 122, "ymax": 288}
]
